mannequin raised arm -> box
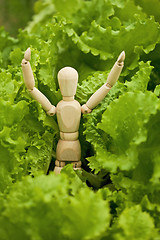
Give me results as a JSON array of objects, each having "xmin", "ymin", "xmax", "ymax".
[
  {"xmin": 21, "ymin": 48, "xmax": 56, "ymax": 116},
  {"xmin": 81, "ymin": 51, "xmax": 125, "ymax": 114}
]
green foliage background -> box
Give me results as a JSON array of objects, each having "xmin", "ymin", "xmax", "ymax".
[{"xmin": 0, "ymin": 0, "xmax": 160, "ymax": 239}]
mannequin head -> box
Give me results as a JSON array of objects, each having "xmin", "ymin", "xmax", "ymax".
[{"xmin": 58, "ymin": 67, "xmax": 78, "ymax": 97}]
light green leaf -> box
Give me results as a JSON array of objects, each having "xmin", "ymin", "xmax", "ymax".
[
  {"xmin": 115, "ymin": 205, "xmax": 157, "ymax": 240},
  {"xmin": 154, "ymin": 84, "xmax": 160, "ymax": 97},
  {"xmin": 10, "ymin": 48, "xmax": 23, "ymax": 66},
  {"xmin": 0, "ymin": 172, "xmax": 110, "ymax": 240},
  {"xmin": 95, "ymin": 92, "xmax": 159, "ymax": 173},
  {"xmin": 125, "ymin": 61, "xmax": 153, "ymax": 92}
]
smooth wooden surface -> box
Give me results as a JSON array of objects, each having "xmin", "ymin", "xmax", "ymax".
[
  {"xmin": 30, "ymin": 87, "xmax": 53, "ymax": 112},
  {"xmin": 54, "ymin": 167, "xmax": 63, "ymax": 175},
  {"xmin": 106, "ymin": 62, "xmax": 123, "ymax": 87},
  {"xmin": 86, "ymin": 84, "xmax": 111, "ymax": 110},
  {"xmin": 21, "ymin": 61, "xmax": 35, "ymax": 90},
  {"xmin": 22, "ymin": 49, "xmax": 56, "ymax": 116},
  {"xmin": 55, "ymin": 160, "xmax": 66, "ymax": 167},
  {"xmin": 63, "ymin": 96, "xmax": 74, "ymax": 101},
  {"xmin": 106, "ymin": 51, "xmax": 125, "ymax": 87},
  {"xmin": 58, "ymin": 67, "xmax": 78, "ymax": 97},
  {"xmin": 71, "ymin": 161, "xmax": 82, "ymax": 168},
  {"xmin": 81, "ymin": 104, "xmax": 92, "ymax": 114},
  {"xmin": 117, "ymin": 51, "xmax": 125, "ymax": 64},
  {"xmin": 56, "ymin": 100, "xmax": 81, "ymax": 133},
  {"xmin": 85, "ymin": 51, "xmax": 125, "ymax": 110},
  {"xmin": 55, "ymin": 160, "xmax": 81, "ymax": 167},
  {"xmin": 24, "ymin": 48, "xmax": 31, "ymax": 61},
  {"xmin": 56, "ymin": 139, "xmax": 81, "ymax": 161},
  {"xmin": 60, "ymin": 131, "xmax": 79, "ymax": 141},
  {"xmin": 47, "ymin": 106, "xmax": 56, "ymax": 116}
]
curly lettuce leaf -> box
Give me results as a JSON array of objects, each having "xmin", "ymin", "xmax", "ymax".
[
  {"xmin": 0, "ymin": 170, "xmax": 110, "ymax": 240},
  {"xmin": 125, "ymin": 61, "xmax": 153, "ymax": 92},
  {"xmin": 113, "ymin": 205, "xmax": 158, "ymax": 240},
  {"xmin": 25, "ymin": 0, "xmax": 160, "ymax": 75},
  {"xmin": 97, "ymin": 91, "xmax": 159, "ymax": 173},
  {"xmin": 135, "ymin": 0, "xmax": 160, "ymax": 23},
  {"xmin": 0, "ymin": 100, "xmax": 28, "ymax": 191},
  {"xmin": 0, "ymin": 1, "xmax": 160, "ymax": 238}
]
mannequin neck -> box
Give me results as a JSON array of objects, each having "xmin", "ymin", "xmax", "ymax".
[{"xmin": 63, "ymin": 96, "xmax": 74, "ymax": 101}]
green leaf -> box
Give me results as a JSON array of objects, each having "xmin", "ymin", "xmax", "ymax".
[
  {"xmin": 0, "ymin": 71, "xmax": 15, "ymax": 101},
  {"xmin": 10, "ymin": 48, "xmax": 23, "ymax": 66},
  {"xmin": 135, "ymin": 0, "xmax": 160, "ymax": 23},
  {"xmin": 96, "ymin": 91, "xmax": 159, "ymax": 173},
  {"xmin": 0, "ymin": 172, "xmax": 110, "ymax": 240},
  {"xmin": 125, "ymin": 61, "xmax": 153, "ymax": 92},
  {"xmin": 154, "ymin": 84, "xmax": 160, "ymax": 97},
  {"xmin": 53, "ymin": 0, "xmax": 83, "ymax": 19},
  {"xmin": 25, "ymin": 131, "xmax": 54, "ymax": 175},
  {"xmin": 115, "ymin": 205, "xmax": 157, "ymax": 240},
  {"xmin": 1, "ymin": 0, "xmax": 160, "ymax": 238},
  {"xmin": 0, "ymin": 99, "xmax": 29, "ymax": 131}
]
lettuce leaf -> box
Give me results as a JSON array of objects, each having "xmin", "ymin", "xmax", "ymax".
[
  {"xmin": 0, "ymin": 0, "xmax": 160, "ymax": 238},
  {"xmin": 0, "ymin": 169, "xmax": 110, "ymax": 240}
]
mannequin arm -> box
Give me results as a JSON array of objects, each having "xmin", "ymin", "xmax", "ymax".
[
  {"xmin": 21, "ymin": 48, "xmax": 56, "ymax": 116},
  {"xmin": 81, "ymin": 51, "xmax": 125, "ymax": 114}
]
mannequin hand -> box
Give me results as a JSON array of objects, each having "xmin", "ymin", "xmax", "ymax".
[
  {"xmin": 81, "ymin": 104, "xmax": 92, "ymax": 114},
  {"xmin": 21, "ymin": 48, "xmax": 31, "ymax": 65},
  {"xmin": 117, "ymin": 51, "xmax": 125, "ymax": 66}
]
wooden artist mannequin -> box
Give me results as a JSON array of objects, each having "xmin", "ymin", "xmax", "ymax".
[{"xmin": 21, "ymin": 48, "xmax": 125, "ymax": 174}]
